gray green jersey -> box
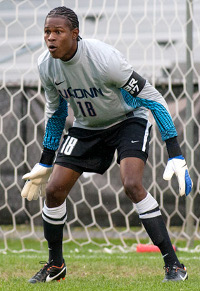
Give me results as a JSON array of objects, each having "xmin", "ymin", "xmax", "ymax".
[{"xmin": 38, "ymin": 38, "xmax": 177, "ymax": 151}]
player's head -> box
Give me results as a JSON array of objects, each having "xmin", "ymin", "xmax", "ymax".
[
  {"xmin": 45, "ymin": 7, "xmax": 81, "ymax": 41},
  {"xmin": 44, "ymin": 7, "xmax": 81, "ymax": 61}
]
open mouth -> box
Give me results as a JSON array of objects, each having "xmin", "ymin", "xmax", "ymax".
[{"xmin": 48, "ymin": 45, "xmax": 57, "ymax": 52}]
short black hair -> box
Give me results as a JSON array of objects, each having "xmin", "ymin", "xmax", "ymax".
[{"xmin": 46, "ymin": 6, "xmax": 82, "ymax": 40}]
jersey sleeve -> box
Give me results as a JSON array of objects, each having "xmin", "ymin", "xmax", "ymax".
[
  {"xmin": 106, "ymin": 49, "xmax": 137, "ymax": 88},
  {"xmin": 121, "ymin": 80, "xmax": 177, "ymax": 141},
  {"xmin": 38, "ymin": 66, "xmax": 68, "ymax": 151},
  {"xmin": 43, "ymin": 95, "xmax": 68, "ymax": 150}
]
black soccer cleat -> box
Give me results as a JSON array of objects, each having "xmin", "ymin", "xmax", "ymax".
[
  {"xmin": 29, "ymin": 260, "xmax": 66, "ymax": 283},
  {"xmin": 163, "ymin": 263, "xmax": 188, "ymax": 282}
]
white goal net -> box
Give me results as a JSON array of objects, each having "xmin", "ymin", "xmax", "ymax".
[{"xmin": 0, "ymin": 0, "xmax": 200, "ymax": 253}]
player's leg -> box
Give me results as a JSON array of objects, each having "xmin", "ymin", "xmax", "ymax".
[
  {"xmin": 120, "ymin": 157, "xmax": 188, "ymax": 282},
  {"xmin": 29, "ymin": 165, "xmax": 81, "ymax": 283},
  {"xmin": 45, "ymin": 164, "xmax": 81, "ymax": 207},
  {"xmin": 29, "ymin": 126, "xmax": 114, "ymax": 283},
  {"xmin": 116, "ymin": 118, "xmax": 187, "ymax": 281},
  {"xmin": 44, "ymin": 165, "xmax": 81, "ymax": 264}
]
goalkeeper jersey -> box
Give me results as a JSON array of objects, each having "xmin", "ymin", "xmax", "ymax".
[{"xmin": 38, "ymin": 38, "xmax": 177, "ymax": 151}]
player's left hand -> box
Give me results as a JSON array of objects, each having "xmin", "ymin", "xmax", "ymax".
[{"xmin": 163, "ymin": 155, "xmax": 193, "ymax": 196}]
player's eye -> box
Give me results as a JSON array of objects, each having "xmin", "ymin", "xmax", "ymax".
[{"xmin": 44, "ymin": 30, "xmax": 51, "ymax": 35}]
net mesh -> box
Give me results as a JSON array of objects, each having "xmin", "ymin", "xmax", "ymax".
[{"xmin": 0, "ymin": 0, "xmax": 200, "ymax": 253}]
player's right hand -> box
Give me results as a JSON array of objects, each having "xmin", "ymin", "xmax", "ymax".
[
  {"xmin": 21, "ymin": 163, "xmax": 53, "ymax": 201},
  {"xmin": 163, "ymin": 155, "xmax": 193, "ymax": 196}
]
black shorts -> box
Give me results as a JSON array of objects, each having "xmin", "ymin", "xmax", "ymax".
[{"xmin": 55, "ymin": 117, "xmax": 152, "ymax": 174}]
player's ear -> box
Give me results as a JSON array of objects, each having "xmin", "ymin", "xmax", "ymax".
[{"xmin": 72, "ymin": 28, "xmax": 79, "ymax": 40}]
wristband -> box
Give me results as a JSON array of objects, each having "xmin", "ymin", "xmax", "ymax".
[
  {"xmin": 165, "ymin": 137, "xmax": 182, "ymax": 158},
  {"xmin": 39, "ymin": 147, "xmax": 55, "ymax": 165}
]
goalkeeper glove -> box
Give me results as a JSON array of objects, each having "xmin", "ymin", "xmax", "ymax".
[
  {"xmin": 163, "ymin": 155, "xmax": 193, "ymax": 196},
  {"xmin": 21, "ymin": 163, "xmax": 53, "ymax": 201}
]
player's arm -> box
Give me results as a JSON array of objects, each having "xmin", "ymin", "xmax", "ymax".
[
  {"xmin": 121, "ymin": 72, "xmax": 192, "ymax": 196},
  {"xmin": 21, "ymin": 72, "xmax": 68, "ymax": 201},
  {"xmin": 41, "ymin": 94, "xmax": 68, "ymax": 164}
]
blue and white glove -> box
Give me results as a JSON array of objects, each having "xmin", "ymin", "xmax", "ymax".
[
  {"xmin": 163, "ymin": 155, "xmax": 193, "ymax": 196},
  {"xmin": 21, "ymin": 163, "xmax": 53, "ymax": 201}
]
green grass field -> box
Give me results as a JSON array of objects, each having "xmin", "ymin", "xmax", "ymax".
[{"xmin": 0, "ymin": 240, "xmax": 200, "ymax": 291}]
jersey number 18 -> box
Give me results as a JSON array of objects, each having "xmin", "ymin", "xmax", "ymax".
[{"xmin": 77, "ymin": 101, "xmax": 96, "ymax": 117}]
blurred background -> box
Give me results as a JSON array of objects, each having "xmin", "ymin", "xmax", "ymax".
[{"xmin": 0, "ymin": 0, "xmax": 200, "ymax": 251}]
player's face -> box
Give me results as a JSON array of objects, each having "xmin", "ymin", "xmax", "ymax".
[{"xmin": 44, "ymin": 17, "xmax": 79, "ymax": 61}]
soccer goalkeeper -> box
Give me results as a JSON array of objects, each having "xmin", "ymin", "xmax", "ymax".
[{"xmin": 21, "ymin": 6, "xmax": 192, "ymax": 283}]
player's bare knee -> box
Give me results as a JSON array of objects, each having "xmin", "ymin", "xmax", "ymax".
[
  {"xmin": 45, "ymin": 183, "xmax": 64, "ymax": 206},
  {"xmin": 123, "ymin": 178, "xmax": 145, "ymax": 203}
]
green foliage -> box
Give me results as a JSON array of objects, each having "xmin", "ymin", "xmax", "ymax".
[{"xmin": 0, "ymin": 239, "xmax": 200, "ymax": 290}]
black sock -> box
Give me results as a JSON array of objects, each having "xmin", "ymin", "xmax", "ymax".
[
  {"xmin": 141, "ymin": 216, "xmax": 182, "ymax": 267},
  {"xmin": 43, "ymin": 219, "xmax": 64, "ymax": 266}
]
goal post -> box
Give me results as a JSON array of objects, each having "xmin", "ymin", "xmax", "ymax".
[{"xmin": 0, "ymin": 0, "xmax": 200, "ymax": 253}]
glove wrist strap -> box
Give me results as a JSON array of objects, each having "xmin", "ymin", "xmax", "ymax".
[
  {"xmin": 40, "ymin": 147, "xmax": 55, "ymax": 166},
  {"xmin": 165, "ymin": 137, "xmax": 182, "ymax": 158}
]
